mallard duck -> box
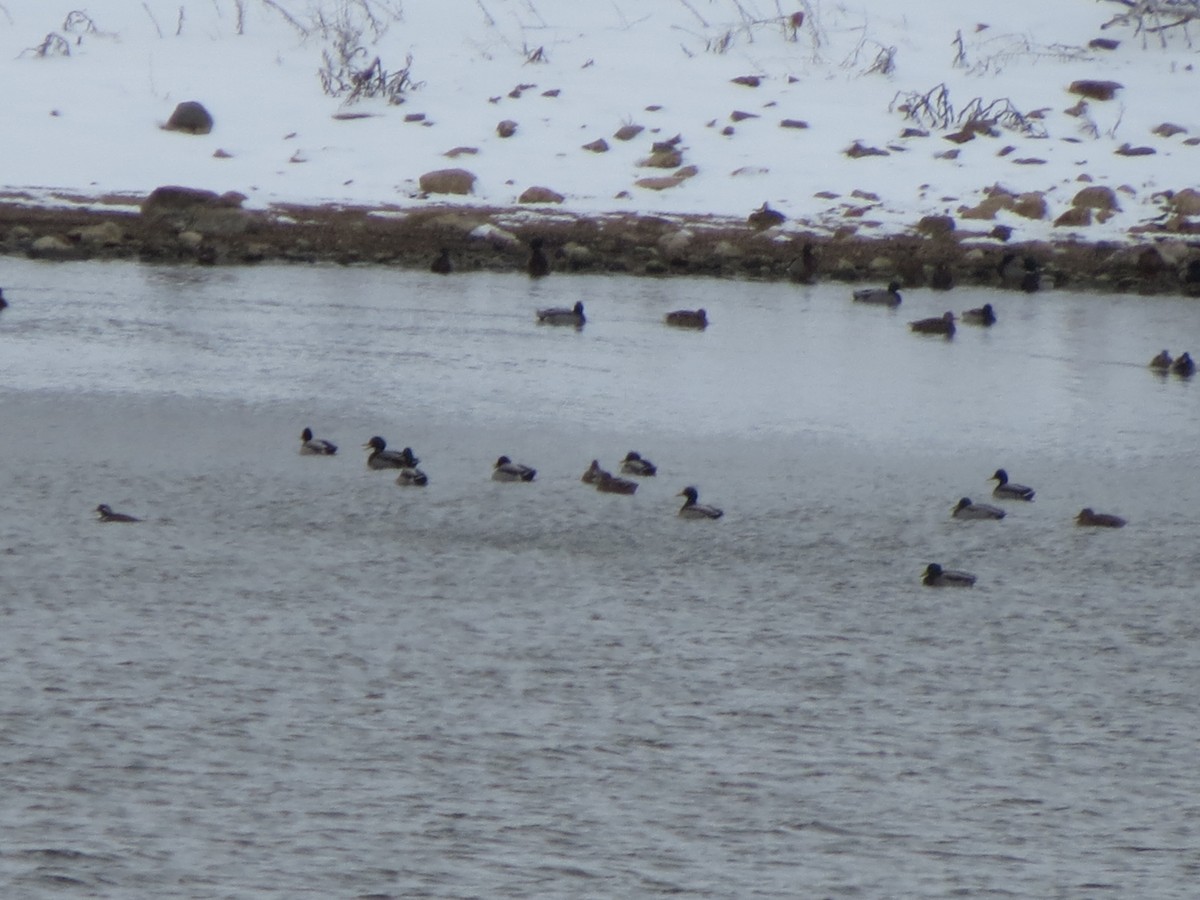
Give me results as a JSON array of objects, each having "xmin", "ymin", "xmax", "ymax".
[
  {"xmin": 96, "ymin": 504, "xmax": 140, "ymax": 523},
  {"xmin": 1076, "ymin": 508, "xmax": 1126, "ymax": 528},
  {"xmin": 364, "ymin": 436, "xmax": 419, "ymax": 470},
  {"xmin": 999, "ymin": 253, "xmax": 1041, "ymax": 292},
  {"xmin": 922, "ymin": 563, "xmax": 976, "ymax": 587},
  {"xmin": 852, "ymin": 281, "xmax": 902, "ymax": 306},
  {"xmin": 678, "ymin": 486, "xmax": 723, "ymax": 519},
  {"xmin": 395, "ymin": 467, "xmax": 429, "ymax": 487},
  {"xmin": 1149, "ymin": 350, "xmax": 1172, "ymax": 370},
  {"xmin": 952, "ymin": 497, "xmax": 1006, "ymax": 520},
  {"xmin": 990, "ymin": 469, "xmax": 1035, "ymax": 501},
  {"xmin": 961, "ymin": 303, "xmax": 996, "ymax": 326},
  {"xmin": 493, "ymin": 455, "xmax": 536, "ymax": 482},
  {"xmin": 596, "ymin": 471, "xmax": 638, "ymax": 494},
  {"xmin": 430, "ymin": 248, "xmax": 452, "ymax": 275},
  {"xmin": 581, "ymin": 459, "xmax": 608, "ymax": 484},
  {"xmin": 787, "ymin": 242, "xmax": 817, "ymax": 285},
  {"xmin": 300, "ymin": 427, "xmax": 337, "ymax": 455},
  {"xmin": 536, "ymin": 300, "xmax": 585, "ymax": 327},
  {"xmin": 1172, "ymin": 352, "xmax": 1195, "ymax": 377},
  {"xmin": 909, "ymin": 311, "xmax": 956, "ymax": 336},
  {"xmin": 664, "ymin": 308, "xmax": 707, "ymax": 329},
  {"xmin": 0, "ymin": 287, "xmax": 7, "ymax": 310},
  {"xmin": 527, "ymin": 236, "xmax": 550, "ymax": 278},
  {"xmin": 620, "ymin": 451, "xmax": 657, "ymax": 477}
]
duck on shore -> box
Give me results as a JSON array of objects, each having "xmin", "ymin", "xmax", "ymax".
[{"xmin": 852, "ymin": 281, "xmax": 902, "ymax": 306}]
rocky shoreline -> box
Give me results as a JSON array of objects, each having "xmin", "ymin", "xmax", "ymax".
[{"xmin": 2, "ymin": 190, "xmax": 1198, "ymax": 296}]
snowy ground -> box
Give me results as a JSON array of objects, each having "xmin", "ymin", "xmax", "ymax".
[{"xmin": 3, "ymin": 0, "xmax": 1199, "ymax": 244}]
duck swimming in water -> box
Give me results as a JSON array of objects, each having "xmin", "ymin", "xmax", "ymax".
[
  {"xmin": 678, "ymin": 486, "xmax": 723, "ymax": 520},
  {"xmin": 909, "ymin": 311, "xmax": 956, "ymax": 337},
  {"xmin": 96, "ymin": 504, "xmax": 140, "ymax": 523},
  {"xmin": 1172, "ymin": 352, "xmax": 1195, "ymax": 377},
  {"xmin": 961, "ymin": 303, "xmax": 996, "ymax": 326},
  {"xmin": 951, "ymin": 497, "xmax": 1006, "ymax": 520},
  {"xmin": 395, "ymin": 467, "xmax": 429, "ymax": 487},
  {"xmin": 364, "ymin": 436, "xmax": 419, "ymax": 470},
  {"xmin": 493, "ymin": 455, "xmax": 536, "ymax": 482},
  {"xmin": 922, "ymin": 563, "xmax": 976, "ymax": 587},
  {"xmin": 595, "ymin": 471, "xmax": 638, "ymax": 494},
  {"xmin": 430, "ymin": 248, "xmax": 452, "ymax": 275},
  {"xmin": 1149, "ymin": 350, "xmax": 1172, "ymax": 371},
  {"xmin": 581, "ymin": 459, "xmax": 609, "ymax": 484},
  {"xmin": 0, "ymin": 287, "xmax": 7, "ymax": 310},
  {"xmin": 1076, "ymin": 508, "xmax": 1126, "ymax": 528},
  {"xmin": 852, "ymin": 281, "xmax": 902, "ymax": 306},
  {"xmin": 536, "ymin": 300, "xmax": 585, "ymax": 327},
  {"xmin": 300, "ymin": 427, "xmax": 337, "ymax": 455},
  {"xmin": 990, "ymin": 468, "xmax": 1035, "ymax": 501},
  {"xmin": 664, "ymin": 308, "xmax": 707, "ymax": 329},
  {"xmin": 620, "ymin": 451, "xmax": 657, "ymax": 477}
]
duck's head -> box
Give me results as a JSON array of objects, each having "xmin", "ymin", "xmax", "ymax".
[
  {"xmin": 573, "ymin": 301, "xmax": 584, "ymax": 314},
  {"xmin": 924, "ymin": 563, "xmax": 944, "ymax": 578},
  {"xmin": 624, "ymin": 451, "xmax": 642, "ymax": 462},
  {"xmin": 302, "ymin": 427, "xmax": 314, "ymax": 441},
  {"xmin": 942, "ymin": 311, "xmax": 955, "ymax": 322},
  {"xmin": 982, "ymin": 303, "xmax": 994, "ymax": 315},
  {"xmin": 495, "ymin": 455, "xmax": 512, "ymax": 467},
  {"xmin": 1077, "ymin": 508, "xmax": 1095, "ymax": 520},
  {"xmin": 364, "ymin": 436, "xmax": 387, "ymax": 452},
  {"xmin": 96, "ymin": 504, "xmax": 112, "ymax": 517},
  {"xmin": 887, "ymin": 281, "xmax": 902, "ymax": 293},
  {"xmin": 954, "ymin": 497, "xmax": 972, "ymax": 512},
  {"xmin": 990, "ymin": 469, "xmax": 1008, "ymax": 484},
  {"xmin": 678, "ymin": 486, "xmax": 699, "ymax": 503}
]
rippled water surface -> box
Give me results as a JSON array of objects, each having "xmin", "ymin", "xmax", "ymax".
[{"xmin": 2, "ymin": 258, "xmax": 1199, "ymax": 898}]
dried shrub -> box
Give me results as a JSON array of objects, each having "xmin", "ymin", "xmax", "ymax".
[{"xmin": 890, "ymin": 83, "xmax": 1048, "ymax": 138}]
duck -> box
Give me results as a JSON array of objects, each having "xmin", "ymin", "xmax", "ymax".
[
  {"xmin": 1020, "ymin": 257, "xmax": 1042, "ymax": 293},
  {"xmin": 852, "ymin": 281, "xmax": 902, "ymax": 306},
  {"xmin": 536, "ymin": 300, "xmax": 585, "ymax": 327},
  {"xmin": 1076, "ymin": 508, "xmax": 1126, "ymax": 528},
  {"xmin": 1172, "ymin": 352, "xmax": 1195, "ymax": 377},
  {"xmin": 527, "ymin": 236, "xmax": 550, "ymax": 278},
  {"xmin": 395, "ymin": 467, "xmax": 429, "ymax": 487},
  {"xmin": 787, "ymin": 242, "xmax": 817, "ymax": 285},
  {"xmin": 430, "ymin": 248, "xmax": 452, "ymax": 275},
  {"xmin": 999, "ymin": 253, "xmax": 1042, "ymax": 292},
  {"xmin": 1149, "ymin": 350, "xmax": 1173, "ymax": 371},
  {"xmin": 961, "ymin": 303, "xmax": 996, "ymax": 326},
  {"xmin": 0, "ymin": 287, "xmax": 7, "ymax": 310},
  {"xmin": 493, "ymin": 455, "xmax": 536, "ymax": 482},
  {"xmin": 922, "ymin": 563, "xmax": 976, "ymax": 587},
  {"xmin": 299, "ymin": 427, "xmax": 337, "ymax": 455},
  {"xmin": 951, "ymin": 497, "xmax": 1006, "ymax": 520},
  {"xmin": 664, "ymin": 308, "xmax": 707, "ymax": 329},
  {"xmin": 678, "ymin": 486, "xmax": 723, "ymax": 520},
  {"xmin": 930, "ymin": 262, "xmax": 954, "ymax": 291},
  {"xmin": 620, "ymin": 451, "xmax": 657, "ymax": 477},
  {"xmin": 595, "ymin": 471, "xmax": 638, "ymax": 495},
  {"xmin": 990, "ymin": 468, "xmax": 1035, "ymax": 501},
  {"xmin": 96, "ymin": 504, "xmax": 140, "ymax": 523},
  {"xmin": 364, "ymin": 436, "xmax": 419, "ymax": 470},
  {"xmin": 909, "ymin": 311, "xmax": 955, "ymax": 336},
  {"xmin": 581, "ymin": 459, "xmax": 609, "ymax": 484}
]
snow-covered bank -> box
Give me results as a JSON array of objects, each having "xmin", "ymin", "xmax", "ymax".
[{"xmin": 3, "ymin": 0, "xmax": 1200, "ymax": 244}]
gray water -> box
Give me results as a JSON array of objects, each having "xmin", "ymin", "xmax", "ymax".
[{"xmin": 1, "ymin": 257, "xmax": 1199, "ymax": 898}]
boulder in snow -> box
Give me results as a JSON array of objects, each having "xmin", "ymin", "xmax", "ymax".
[
  {"xmin": 420, "ymin": 168, "xmax": 477, "ymax": 195},
  {"xmin": 164, "ymin": 101, "xmax": 214, "ymax": 135}
]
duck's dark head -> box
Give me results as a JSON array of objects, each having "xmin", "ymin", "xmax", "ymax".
[
  {"xmin": 573, "ymin": 301, "xmax": 584, "ymax": 315},
  {"xmin": 924, "ymin": 563, "xmax": 944, "ymax": 578},
  {"xmin": 679, "ymin": 486, "xmax": 699, "ymax": 503},
  {"xmin": 624, "ymin": 451, "xmax": 642, "ymax": 462},
  {"xmin": 991, "ymin": 469, "xmax": 1008, "ymax": 484},
  {"xmin": 887, "ymin": 281, "xmax": 902, "ymax": 293},
  {"xmin": 96, "ymin": 504, "xmax": 112, "ymax": 517},
  {"xmin": 302, "ymin": 427, "xmax": 314, "ymax": 442},
  {"xmin": 365, "ymin": 436, "xmax": 387, "ymax": 452},
  {"xmin": 0, "ymin": 288, "xmax": 7, "ymax": 309},
  {"xmin": 954, "ymin": 497, "xmax": 972, "ymax": 511},
  {"xmin": 496, "ymin": 455, "xmax": 512, "ymax": 467}
]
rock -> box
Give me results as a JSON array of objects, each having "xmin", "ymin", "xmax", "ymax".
[
  {"xmin": 613, "ymin": 124, "xmax": 644, "ymax": 141},
  {"xmin": 731, "ymin": 75, "xmax": 761, "ymax": 87},
  {"xmin": 916, "ymin": 215, "xmax": 955, "ymax": 237},
  {"xmin": 444, "ymin": 146, "xmax": 478, "ymax": 158},
  {"xmin": 1170, "ymin": 189, "xmax": 1200, "ymax": 216},
  {"xmin": 582, "ymin": 138, "xmax": 609, "ymax": 152},
  {"xmin": 71, "ymin": 221, "xmax": 124, "ymax": 247},
  {"xmin": 496, "ymin": 119, "xmax": 517, "ymax": 138},
  {"xmin": 780, "ymin": 119, "xmax": 809, "ymax": 129},
  {"xmin": 1153, "ymin": 122, "xmax": 1188, "ymax": 138},
  {"xmin": 164, "ymin": 100, "xmax": 213, "ymax": 135},
  {"xmin": 518, "ymin": 186, "xmax": 564, "ymax": 204},
  {"xmin": 1072, "ymin": 185, "xmax": 1120, "ymax": 212},
  {"xmin": 845, "ymin": 141, "xmax": 889, "ymax": 158},
  {"xmin": 640, "ymin": 149, "xmax": 683, "ymax": 168},
  {"xmin": 658, "ymin": 229, "xmax": 693, "ymax": 256},
  {"xmin": 730, "ymin": 110, "xmax": 759, "ymax": 122},
  {"xmin": 29, "ymin": 234, "xmax": 80, "ymax": 259},
  {"xmin": 867, "ymin": 255, "xmax": 894, "ymax": 274},
  {"xmin": 1055, "ymin": 207, "xmax": 1092, "ymax": 227},
  {"xmin": 1089, "ymin": 38, "xmax": 1120, "ymax": 50},
  {"xmin": 1068, "ymin": 80, "xmax": 1122, "ymax": 101},
  {"xmin": 419, "ymin": 168, "xmax": 477, "ymax": 195},
  {"xmin": 851, "ymin": 189, "xmax": 880, "ymax": 202},
  {"xmin": 561, "ymin": 242, "xmax": 593, "ymax": 268},
  {"xmin": 1012, "ymin": 192, "xmax": 1047, "ymax": 220},
  {"xmin": 178, "ymin": 230, "xmax": 204, "ymax": 249},
  {"xmin": 141, "ymin": 185, "xmax": 248, "ymax": 236},
  {"xmin": 467, "ymin": 223, "xmax": 519, "ymax": 249},
  {"xmin": 1115, "ymin": 143, "xmax": 1155, "ymax": 157},
  {"xmin": 635, "ymin": 176, "xmax": 686, "ymax": 191}
]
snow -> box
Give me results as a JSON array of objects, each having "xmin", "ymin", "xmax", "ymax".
[{"xmin": 2, "ymin": 0, "xmax": 1198, "ymax": 242}]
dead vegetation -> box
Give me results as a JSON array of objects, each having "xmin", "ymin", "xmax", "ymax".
[{"xmin": 890, "ymin": 84, "xmax": 1048, "ymax": 138}]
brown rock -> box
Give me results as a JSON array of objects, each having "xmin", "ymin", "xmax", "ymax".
[
  {"xmin": 635, "ymin": 176, "xmax": 686, "ymax": 191},
  {"xmin": 1012, "ymin": 192, "xmax": 1047, "ymax": 220},
  {"xmin": 1153, "ymin": 122, "xmax": 1187, "ymax": 138},
  {"xmin": 1170, "ymin": 189, "xmax": 1200, "ymax": 217},
  {"xmin": 1072, "ymin": 185, "xmax": 1120, "ymax": 212},
  {"xmin": 614, "ymin": 124, "xmax": 643, "ymax": 141},
  {"xmin": 641, "ymin": 149, "xmax": 683, "ymax": 168},
  {"xmin": 916, "ymin": 215, "xmax": 955, "ymax": 237},
  {"xmin": 1055, "ymin": 207, "xmax": 1092, "ymax": 227},
  {"xmin": 845, "ymin": 141, "xmax": 889, "ymax": 158},
  {"xmin": 731, "ymin": 75, "xmax": 761, "ymax": 87},
  {"xmin": 1115, "ymin": 143, "xmax": 1155, "ymax": 157},
  {"xmin": 780, "ymin": 119, "xmax": 809, "ymax": 129},
  {"xmin": 444, "ymin": 146, "xmax": 478, "ymax": 158},
  {"xmin": 419, "ymin": 168, "xmax": 477, "ymax": 195},
  {"xmin": 730, "ymin": 110, "xmax": 759, "ymax": 122},
  {"xmin": 518, "ymin": 186, "xmax": 564, "ymax": 204},
  {"xmin": 582, "ymin": 138, "xmax": 609, "ymax": 153},
  {"xmin": 496, "ymin": 119, "xmax": 518, "ymax": 138},
  {"xmin": 1069, "ymin": 80, "xmax": 1122, "ymax": 101},
  {"xmin": 164, "ymin": 100, "xmax": 213, "ymax": 135},
  {"xmin": 1089, "ymin": 38, "xmax": 1120, "ymax": 50}
]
